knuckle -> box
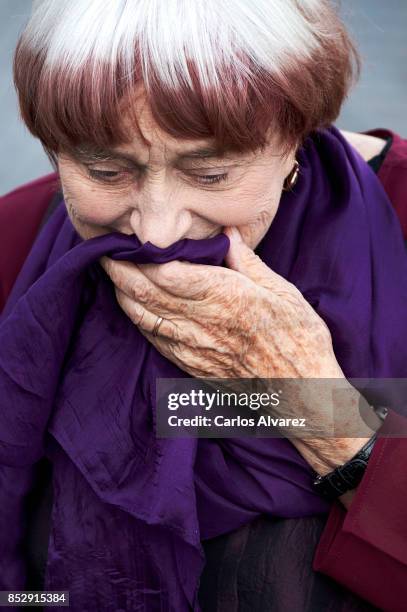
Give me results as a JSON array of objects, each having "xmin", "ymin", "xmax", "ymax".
[
  {"xmin": 159, "ymin": 261, "xmax": 179, "ymax": 285},
  {"xmin": 242, "ymin": 250, "xmax": 263, "ymax": 271},
  {"xmin": 170, "ymin": 339, "xmax": 184, "ymax": 359},
  {"xmin": 176, "ymin": 300, "xmax": 192, "ymax": 316},
  {"xmin": 171, "ymin": 322, "xmax": 184, "ymax": 343},
  {"xmin": 132, "ymin": 281, "xmax": 152, "ymax": 304}
]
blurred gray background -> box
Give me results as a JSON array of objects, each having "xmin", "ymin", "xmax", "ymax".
[{"xmin": 1, "ymin": 0, "xmax": 407, "ymax": 195}]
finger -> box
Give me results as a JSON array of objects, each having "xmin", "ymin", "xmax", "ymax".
[
  {"xmin": 223, "ymin": 226, "xmax": 292, "ymax": 292},
  {"xmin": 114, "ymin": 288, "xmax": 178, "ymax": 340},
  {"xmin": 100, "ymin": 257, "xmax": 193, "ymax": 315},
  {"xmin": 138, "ymin": 259, "xmax": 227, "ymax": 300}
]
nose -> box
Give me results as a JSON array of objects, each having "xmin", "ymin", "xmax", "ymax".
[
  {"xmin": 128, "ymin": 170, "xmax": 199, "ymax": 247},
  {"xmin": 129, "ymin": 202, "xmax": 192, "ymax": 248}
]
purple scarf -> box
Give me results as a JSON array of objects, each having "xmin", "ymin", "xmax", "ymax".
[{"xmin": 1, "ymin": 126, "xmax": 407, "ymax": 610}]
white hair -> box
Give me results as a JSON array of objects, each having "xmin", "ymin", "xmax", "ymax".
[
  {"xmin": 16, "ymin": 0, "xmax": 356, "ymax": 156},
  {"xmin": 24, "ymin": 0, "xmax": 328, "ymax": 91}
]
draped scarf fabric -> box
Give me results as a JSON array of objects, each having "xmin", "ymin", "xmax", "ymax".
[{"xmin": 1, "ymin": 126, "xmax": 407, "ymax": 611}]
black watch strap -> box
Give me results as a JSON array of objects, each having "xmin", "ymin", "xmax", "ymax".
[{"xmin": 312, "ymin": 434, "xmax": 377, "ymax": 500}]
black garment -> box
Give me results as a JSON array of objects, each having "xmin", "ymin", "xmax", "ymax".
[
  {"xmin": 21, "ymin": 148, "xmax": 389, "ymax": 610},
  {"xmin": 199, "ymin": 515, "xmax": 379, "ymax": 612}
]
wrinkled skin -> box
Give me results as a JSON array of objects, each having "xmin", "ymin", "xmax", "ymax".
[
  {"xmin": 58, "ymin": 87, "xmax": 383, "ymax": 502},
  {"xmin": 100, "ymin": 227, "xmax": 341, "ymax": 380},
  {"xmin": 99, "ymin": 228, "xmax": 377, "ymax": 489}
]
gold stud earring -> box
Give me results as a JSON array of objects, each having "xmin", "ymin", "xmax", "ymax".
[{"xmin": 283, "ymin": 160, "xmax": 300, "ymax": 191}]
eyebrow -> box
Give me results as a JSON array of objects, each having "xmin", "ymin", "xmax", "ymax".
[{"xmin": 72, "ymin": 144, "xmax": 231, "ymax": 165}]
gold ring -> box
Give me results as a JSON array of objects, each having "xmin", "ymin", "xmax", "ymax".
[{"xmin": 152, "ymin": 316, "xmax": 164, "ymax": 337}]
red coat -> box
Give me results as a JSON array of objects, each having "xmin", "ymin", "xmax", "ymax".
[{"xmin": 1, "ymin": 130, "xmax": 407, "ymax": 611}]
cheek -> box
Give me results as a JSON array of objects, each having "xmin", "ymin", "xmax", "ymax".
[
  {"xmin": 196, "ymin": 178, "xmax": 283, "ymax": 228},
  {"xmin": 60, "ymin": 174, "xmax": 131, "ymax": 228},
  {"xmin": 218, "ymin": 185, "xmax": 281, "ymax": 226},
  {"xmin": 227, "ymin": 178, "xmax": 284, "ymax": 249}
]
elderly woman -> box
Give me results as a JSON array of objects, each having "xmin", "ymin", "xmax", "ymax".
[{"xmin": 1, "ymin": 0, "xmax": 407, "ymax": 611}]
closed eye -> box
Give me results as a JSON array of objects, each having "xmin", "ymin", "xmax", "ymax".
[
  {"xmin": 193, "ymin": 173, "xmax": 228, "ymax": 185},
  {"xmin": 87, "ymin": 168, "xmax": 128, "ymax": 183},
  {"xmin": 87, "ymin": 167, "xmax": 229, "ymax": 186}
]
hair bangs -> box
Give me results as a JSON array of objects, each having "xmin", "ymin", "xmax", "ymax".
[{"xmin": 13, "ymin": 0, "xmax": 360, "ymax": 164}]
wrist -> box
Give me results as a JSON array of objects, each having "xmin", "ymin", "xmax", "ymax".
[
  {"xmin": 291, "ymin": 437, "xmax": 372, "ymax": 475},
  {"xmin": 312, "ymin": 434, "xmax": 378, "ymax": 500},
  {"xmin": 297, "ymin": 437, "xmax": 373, "ymax": 476}
]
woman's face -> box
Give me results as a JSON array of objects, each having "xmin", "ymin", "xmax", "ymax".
[{"xmin": 58, "ymin": 89, "xmax": 296, "ymax": 250}]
